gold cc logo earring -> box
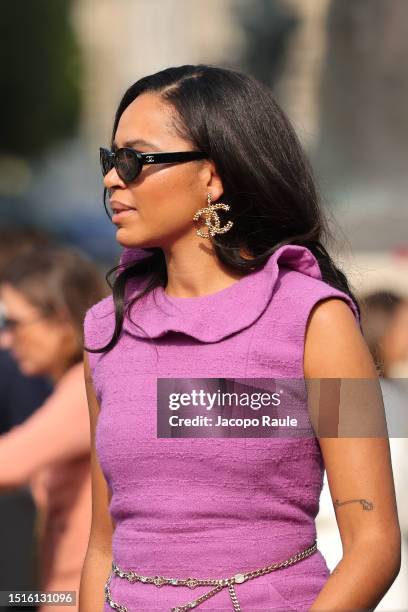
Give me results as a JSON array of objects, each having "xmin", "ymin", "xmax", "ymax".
[{"xmin": 193, "ymin": 193, "xmax": 234, "ymax": 239}]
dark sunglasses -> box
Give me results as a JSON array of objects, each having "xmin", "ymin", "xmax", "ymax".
[
  {"xmin": 0, "ymin": 314, "xmax": 47, "ymax": 333},
  {"xmin": 99, "ymin": 147, "xmax": 208, "ymax": 183}
]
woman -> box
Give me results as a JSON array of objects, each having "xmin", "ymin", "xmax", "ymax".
[
  {"xmin": 80, "ymin": 65, "xmax": 400, "ymax": 611},
  {"xmin": 0, "ymin": 245, "xmax": 107, "ymax": 612}
]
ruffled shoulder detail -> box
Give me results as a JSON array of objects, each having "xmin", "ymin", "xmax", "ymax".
[
  {"xmin": 83, "ymin": 294, "xmax": 116, "ymax": 354},
  {"xmin": 83, "ymin": 247, "xmax": 152, "ymax": 349},
  {"xmin": 84, "ymin": 244, "xmax": 360, "ymax": 346},
  {"xmin": 117, "ymin": 243, "xmax": 345, "ymax": 343}
]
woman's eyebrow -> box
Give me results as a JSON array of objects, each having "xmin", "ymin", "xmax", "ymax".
[{"xmin": 112, "ymin": 138, "xmax": 160, "ymax": 150}]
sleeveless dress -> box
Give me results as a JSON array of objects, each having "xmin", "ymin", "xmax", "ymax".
[{"xmin": 83, "ymin": 244, "xmax": 360, "ymax": 611}]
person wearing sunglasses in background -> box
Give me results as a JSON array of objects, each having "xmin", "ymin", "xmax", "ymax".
[
  {"xmin": 80, "ymin": 65, "xmax": 400, "ymax": 612},
  {"xmin": 0, "ymin": 229, "xmax": 54, "ymax": 610},
  {"xmin": 0, "ymin": 245, "xmax": 107, "ymax": 612},
  {"xmin": 0, "ymin": 229, "xmax": 54, "ymax": 437}
]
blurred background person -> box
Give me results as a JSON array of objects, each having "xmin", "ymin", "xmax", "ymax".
[
  {"xmin": 0, "ymin": 228, "xmax": 56, "ymax": 435},
  {"xmin": 361, "ymin": 291, "xmax": 408, "ymax": 379},
  {"xmin": 0, "ymin": 245, "xmax": 107, "ymax": 611},
  {"xmin": 0, "ymin": 228, "xmax": 55, "ymax": 610}
]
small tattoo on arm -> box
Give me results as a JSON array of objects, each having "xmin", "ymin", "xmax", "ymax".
[{"xmin": 334, "ymin": 498, "xmax": 374, "ymax": 511}]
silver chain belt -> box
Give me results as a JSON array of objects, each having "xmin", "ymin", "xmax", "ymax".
[{"xmin": 104, "ymin": 540, "xmax": 317, "ymax": 612}]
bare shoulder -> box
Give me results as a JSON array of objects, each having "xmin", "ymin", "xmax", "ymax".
[
  {"xmin": 303, "ymin": 300, "xmax": 400, "ymax": 558},
  {"xmin": 303, "ymin": 297, "xmax": 377, "ymax": 379}
]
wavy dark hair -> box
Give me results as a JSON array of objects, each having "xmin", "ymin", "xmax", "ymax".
[{"xmin": 85, "ymin": 63, "xmax": 361, "ymax": 354}]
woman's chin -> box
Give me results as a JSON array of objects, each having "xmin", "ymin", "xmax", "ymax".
[
  {"xmin": 18, "ymin": 359, "xmax": 40, "ymax": 377},
  {"xmin": 115, "ymin": 231, "xmax": 153, "ymax": 250}
]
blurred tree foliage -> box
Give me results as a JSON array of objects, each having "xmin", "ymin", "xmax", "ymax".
[{"xmin": 0, "ymin": 0, "xmax": 82, "ymax": 159}]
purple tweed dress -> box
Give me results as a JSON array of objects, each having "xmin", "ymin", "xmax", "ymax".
[{"xmin": 83, "ymin": 244, "xmax": 360, "ymax": 611}]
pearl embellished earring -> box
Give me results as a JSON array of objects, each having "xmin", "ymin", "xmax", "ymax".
[{"xmin": 192, "ymin": 193, "xmax": 234, "ymax": 239}]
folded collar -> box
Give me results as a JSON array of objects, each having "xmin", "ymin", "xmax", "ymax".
[{"xmin": 118, "ymin": 244, "xmax": 323, "ymax": 343}]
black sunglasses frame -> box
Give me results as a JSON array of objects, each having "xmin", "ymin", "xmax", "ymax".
[{"xmin": 99, "ymin": 147, "xmax": 208, "ymax": 183}]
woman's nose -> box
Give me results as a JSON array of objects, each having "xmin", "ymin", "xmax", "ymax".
[{"xmin": 103, "ymin": 167, "xmax": 126, "ymax": 190}]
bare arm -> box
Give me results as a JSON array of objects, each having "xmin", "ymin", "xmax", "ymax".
[
  {"xmin": 79, "ymin": 351, "xmax": 114, "ymax": 612},
  {"xmin": 0, "ymin": 362, "xmax": 90, "ymax": 489},
  {"xmin": 304, "ymin": 298, "xmax": 401, "ymax": 611}
]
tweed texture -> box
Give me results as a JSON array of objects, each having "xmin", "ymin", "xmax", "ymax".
[{"xmin": 84, "ymin": 244, "xmax": 359, "ymax": 611}]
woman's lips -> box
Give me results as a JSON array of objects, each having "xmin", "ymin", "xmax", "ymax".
[
  {"xmin": 112, "ymin": 209, "xmax": 138, "ymax": 223},
  {"xmin": 110, "ymin": 200, "xmax": 138, "ymax": 223}
]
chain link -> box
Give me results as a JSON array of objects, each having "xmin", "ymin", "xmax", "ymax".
[{"xmin": 104, "ymin": 541, "xmax": 317, "ymax": 612}]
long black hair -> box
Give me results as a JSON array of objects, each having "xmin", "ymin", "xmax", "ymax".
[{"xmin": 85, "ymin": 63, "xmax": 361, "ymax": 353}]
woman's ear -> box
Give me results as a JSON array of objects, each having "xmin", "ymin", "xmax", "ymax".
[{"xmin": 199, "ymin": 159, "xmax": 224, "ymax": 201}]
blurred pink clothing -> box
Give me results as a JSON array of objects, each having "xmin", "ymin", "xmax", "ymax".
[{"xmin": 0, "ymin": 361, "xmax": 92, "ymax": 612}]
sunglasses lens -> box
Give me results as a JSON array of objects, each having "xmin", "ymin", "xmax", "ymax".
[
  {"xmin": 100, "ymin": 148, "xmax": 113, "ymax": 176},
  {"xmin": 115, "ymin": 148, "xmax": 140, "ymax": 182},
  {"xmin": 0, "ymin": 318, "xmax": 15, "ymax": 332}
]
